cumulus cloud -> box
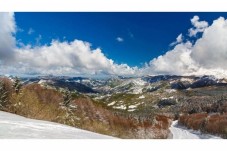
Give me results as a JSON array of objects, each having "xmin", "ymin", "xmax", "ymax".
[
  {"xmin": 0, "ymin": 13, "xmax": 136, "ymax": 76},
  {"xmin": 116, "ymin": 37, "xmax": 124, "ymax": 42},
  {"xmin": 2, "ymin": 13, "xmax": 227, "ymax": 78},
  {"xmin": 191, "ymin": 17, "xmax": 227, "ymax": 69},
  {"xmin": 0, "ymin": 12, "xmax": 16, "ymax": 63},
  {"xmin": 142, "ymin": 16, "xmax": 227, "ymax": 78},
  {"xmin": 141, "ymin": 42, "xmax": 198, "ymax": 76},
  {"xmin": 14, "ymin": 40, "xmax": 136, "ymax": 75},
  {"xmin": 188, "ymin": 15, "xmax": 208, "ymax": 37}
]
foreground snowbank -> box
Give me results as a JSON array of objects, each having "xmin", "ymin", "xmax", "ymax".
[
  {"xmin": 169, "ymin": 120, "xmax": 221, "ymax": 139},
  {"xmin": 0, "ymin": 111, "xmax": 115, "ymax": 139}
]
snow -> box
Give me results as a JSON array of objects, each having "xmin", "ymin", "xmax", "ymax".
[
  {"xmin": 128, "ymin": 102, "xmax": 141, "ymax": 109},
  {"xmin": 138, "ymin": 95, "xmax": 145, "ymax": 99},
  {"xmin": 113, "ymin": 105, "xmax": 127, "ymax": 110},
  {"xmin": 131, "ymin": 78, "xmax": 146, "ymax": 86},
  {"xmin": 107, "ymin": 101, "xmax": 116, "ymax": 106},
  {"xmin": 165, "ymin": 89, "xmax": 176, "ymax": 93},
  {"xmin": 0, "ymin": 111, "xmax": 115, "ymax": 139},
  {"xmin": 161, "ymin": 96, "xmax": 174, "ymax": 100},
  {"xmin": 38, "ymin": 79, "xmax": 46, "ymax": 84},
  {"xmin": 94, "ymin": 95, "xmax": 106, "ymax": 100},
  {"xmin": 132, "ymin": 87, "xmax": 144, "ymax": 94},
  {"xmin": 128, "ymin": 105, "xmax": 137, "ymax": 109},
  {"xmin": 126, "ymin": 79, "xmax": 145, "ymax": 94},
  {"xmin": 114, "ymin": 78, "xmax": 147, "ymax": 94},
  {"xmin": 180, "ymin": 78, "xmax": 194, "ymax": 83},
  {"xmin": 128, "ymin": 109, "xmax": 136, "ymax": 112},
  {"xmin": 169, "ymin": 120, "xmax": 221, "ymax": 139}
]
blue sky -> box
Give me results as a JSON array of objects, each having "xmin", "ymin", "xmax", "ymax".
[
  {"xmin": 14, "ymin": 12, "xmax": 227, "ymax": 67},
  {"xmin": 1, "ymin": 12, "xmax": 227, "ymax": 77}
]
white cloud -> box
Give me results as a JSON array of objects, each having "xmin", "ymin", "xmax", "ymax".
[
  {"xmin": 170, "ymin": 33, "xmax": 183, "ymax": 46},
  {"xmin": 0, "ymin": 12, "xmax": 16, "ymax": 63},
  {"xmin": 176, "ymin": 34, "xmax": 183, "ymax": 43},
  {"xmin": 191, "ymin": 17, "xmax": 227, "ymax": 69},
  {"xmin": 0, "ymin": 13, "xmax": 136, "ymax": 76},
  {"xmin": 188, "ymin": 15, "xmax": 208, "ymax": 37},
  {"xmin": 28, "ymin": 28, "xmax": 34, "ymax": 35},
  {"xmin": 142, "ymin": 16, "xmax": 227, "ymax": 78},
  {"xmin": 116, "ymin": 37, "xmax": 124, "ymax": 42},
  {"xmin": 141, "ymin": 42, "xmax": 198, "ymax": 75},
  {"xmin": 2, "ymin": 13, "xmax": 227, "ymax": 78},
  {"xmin": 13, "ymin": 40, "xmax": 136, "ymax": 75}
]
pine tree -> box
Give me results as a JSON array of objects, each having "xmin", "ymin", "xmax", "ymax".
[
  {"xmin": 0, "ymin": 81, "xmax": 8, "ymax": 110},
  {"xmin": 13, "ymin": 77, "xmax": 22, "ymax": 95},
  {"xmin": 56, "ymin": 89, "xmax": 78, "ymax": 127},
  {"xmin": 63, "ymin": 89, "xmax": 72, "ymax": 107}
]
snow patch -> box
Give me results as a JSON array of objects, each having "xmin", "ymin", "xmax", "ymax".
[
  {"xmin": 113, "ymin": 105, "xmax": 127, "ymax": 110},
  {"xmin": 94, "ymin": 95, "xmax": 105, "ymax": 100},
  {"xmin": 38, "ymin": 79, "xmax": 47, "ymax": 84},
  {"xmin": 165, "ymin": 89, "xmax": 176, "ymax": 93},
  {"xmin": 128, "ymin": 109, "xmax": 136, "ymax": 112},
  {"xmin": 161, "ymin": 96, "xmax": 174, "ymax": 100},
  {"xmin": 131, "ymin": 78, "xmax": 146, "ymax": 86},
  {"xmin": 107, "ymin": 101, "xmax": 116, "ymax": 106},
  {"xmin": 128, "ymin": 102, "xmax": 142, "ymax": 109},
  {"xmin": 138, "ymin": 95, "xmax": 145, "ymax": 99},
  {"xmin": 180, "ymin": 78, "xmax": 194, "ymax": 83}
]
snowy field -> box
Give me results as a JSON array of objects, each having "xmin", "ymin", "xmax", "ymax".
[
  {"xmin": 169, "ymin": 120, "xmax": 222, "ymax": 139},
  {"xmin": 0, "ymin": 111, "xmax": 115, "ymax": 139}
]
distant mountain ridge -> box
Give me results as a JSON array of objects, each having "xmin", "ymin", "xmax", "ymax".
[{"xmin": 2, "ymin": 74, "xmax": 227, "ymax": 94}]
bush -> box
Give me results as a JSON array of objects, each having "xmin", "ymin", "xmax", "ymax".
[{"xmin": 179, "ymin": 113, "xmax": 227, "ymax": 138}]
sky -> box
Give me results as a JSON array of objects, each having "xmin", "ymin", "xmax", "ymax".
[{"xmin": 1, "ymin": 12, "xmax": 227, "ymax": 77}]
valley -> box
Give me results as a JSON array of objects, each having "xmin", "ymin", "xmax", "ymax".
[{"xmin": 1, "ymin": 75, "xmax": 227, "ymax": 138}]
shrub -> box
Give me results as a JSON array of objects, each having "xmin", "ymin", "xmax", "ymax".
[
  {"xmin": 179, "ymin": 113, "xmax": 227, "ymax": 138},
  {"xmin": 24, "ymin": 84, "xmax": 62, "ymax": 104}
]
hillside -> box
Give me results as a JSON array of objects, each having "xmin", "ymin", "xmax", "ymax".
[
  {"xmin": 1, "ymin": 75, "xmax": 227, "ymax": 138},
  {"xmin": 0, "ymin": 111, "xmax": 114, "ymax": 139}
]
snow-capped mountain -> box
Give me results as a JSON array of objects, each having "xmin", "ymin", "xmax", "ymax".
[{"xmin": 14, "ymin": 75, "xmax": 227, "ymax": 95}]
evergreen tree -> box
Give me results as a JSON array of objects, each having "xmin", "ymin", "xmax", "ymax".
[
  {"xmin": 63, "ymin": 89, "xmax": 72, "ymax": 107},
  {"xmin": 56, "ymin": 89, "xmax": 78, "ymax": 127},
  {"xmin": 13, "ymin": 77, "xmax": 22, "ymax": 95},
  {"xmin": 0, "ymin": 81, "xmax": 8, "ymax": 110}
]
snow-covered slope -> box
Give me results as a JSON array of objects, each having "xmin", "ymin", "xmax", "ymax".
[
  {"xmin": 169, "ymin": 121, "xmax": 221, "ymax": 139},
  {"xmin": 0, "ymin": 111, "xmax": 115, "ymax": 139}
]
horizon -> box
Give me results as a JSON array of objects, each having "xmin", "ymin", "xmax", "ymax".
[{"xmin": 0, "ymin": 73, "xmax": 218, "ymax": 80}]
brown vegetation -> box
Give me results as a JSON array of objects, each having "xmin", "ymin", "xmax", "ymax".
[
  {"xmin": 179, "ymin": 113, "xmax": 227, "ymax": 138},
  {"xmin": 0, "ymin": 78, "xmax": 172, "ymax": 139}
]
